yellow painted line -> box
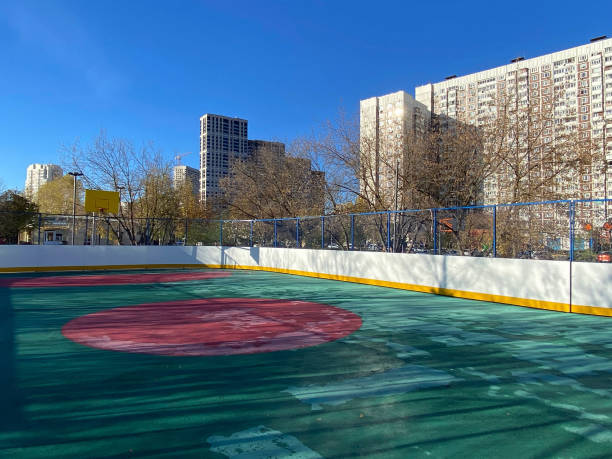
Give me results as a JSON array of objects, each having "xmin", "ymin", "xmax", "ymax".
[
  {"xmin": 5, "ymin": 262, "xmax": 610, "ymax": 316},
  {"xmin": 572, "ymin": 304, "xmax": 612, "ymax": 317},
  {"xmin": 203, "ymin": 264, "xmax": 572, "ymax": 313}
]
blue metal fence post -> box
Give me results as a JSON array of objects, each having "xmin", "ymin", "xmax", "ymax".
[
  {"xmin": 273, "ymin": 220, "xmax": 277, "ymax": 248},
  {"xmin": 37, "ymin": 213, "xmax": 41, "ymax": 245},
  {"xmin": 386, "ymin": 211, "xmax": 391, "ymax": 252},
  {"xmin": 219, "ymin": 220, "xmax": 223, "ymax": 247},
  {"xmin": 321, "ymin": 216, "xmax": 325, "ymax": 249},
  {"xmin": 296, "ymin": 218, "xmax": 300, "ymax": 248},
  {"xmin": 351, "ymin": 214, "xmax": 355, "ymax": 250},
  {"xmin": 569, "ymin": 201, "xmax": 575, "ymax": 262},
  {"xmin": 493, "ymin": 205, "xmax": 497, "ymax": 257},
  {"xmin": 433, "ymin": 208, "xmax": 438, "ymax": 254},
  {"xmin": 250, "ymin": 220, "xmax": 254, "ymax": 247}
]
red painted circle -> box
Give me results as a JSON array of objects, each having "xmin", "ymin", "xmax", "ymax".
[
  {"xmin": 0, "ymin": 271, "xmax": 230, "ymax": 288},
  {"xmin": 61, "ymin": 298, "xmax": 362, "ymax": 356}
]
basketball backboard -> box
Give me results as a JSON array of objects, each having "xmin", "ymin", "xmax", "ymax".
[{"xmin": 84, "ymin": 189, "xmax": 120, "ymax": 214}]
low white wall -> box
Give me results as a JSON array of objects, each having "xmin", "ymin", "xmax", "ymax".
[
  {"xmin": 259, "ymin": 248, "xmax": 572, "ymax": 305},
  {"xmin": 572, "ymin": 262, "xmax": 612, "ymax": 309},
  {"xmin": 0, "ymin": 245, "xmax": 216, "ymax": 268},
  {"xmin": 0, "ymin": 245, "xmax": 610, "ymax": 313}
]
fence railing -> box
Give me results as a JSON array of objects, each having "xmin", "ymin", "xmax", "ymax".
[{"xmin": 2, "ymin": 199, "xmax": 612, "ymax": 262}]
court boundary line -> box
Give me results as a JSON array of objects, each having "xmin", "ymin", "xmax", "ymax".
[{"xmin": 3, "ymin": 262, "xmax": 609, "ymax": 316}]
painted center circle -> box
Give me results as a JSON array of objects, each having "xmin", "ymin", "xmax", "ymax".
[
  {"xmin": 0, "ymin": 271, "xmax": 231, "ymax": 288},
  {"xmin": 61, "ymin": 298, "xmax": 362, "ymax": 356}
]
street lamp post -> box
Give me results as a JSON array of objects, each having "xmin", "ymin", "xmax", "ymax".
[
  {"xmin": 393, "ymin": 159, "xmax": 399, "ymax": 253},
  {"xmin": 116, "ymin": 185, "xmax": 125, "ymax": 245},
  {"xmin": 68, "ymin": 172, "xmax": 83, "ymax": 245}
]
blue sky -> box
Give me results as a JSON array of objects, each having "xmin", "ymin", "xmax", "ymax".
[{"xmin": 1, "ymin": 0, "xmax": 611, "ymax": 191}]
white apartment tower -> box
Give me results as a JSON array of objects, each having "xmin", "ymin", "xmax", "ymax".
[
  {"xmin": 359, "ymin": 90, "xmax": 428, "ymax": 206},
  {"xmin": 199, "ymin": 114, "xmax": 248, "ymax": 203},
  {"xmin": 24, "ymin": 163, "xmax": 63, "ymax": 200},
  {"xmin": 173, "ymin": 165, "xmax": 200, "ymax": 198},
  {"xmin": 414, "ymin": 36, "xmax": 612, "ymax": 211}
]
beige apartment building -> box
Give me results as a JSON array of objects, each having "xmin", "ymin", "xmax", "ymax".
[
  {"xmin": 415, "ymin": 37, "xmax": 612, "ymax": 212},
  {"xmin": 24, "ymin": 163, "xmax": 63, "ymax": 200},
  {"xmin": 173, "ymin": 165, "xmax": 200, "ymax": 198},
  {"xmin": 359, "ymin": 90, "xmax": 428, "ymax": 206},
  {"xmin": 362, "ymin": 37, "xmax": 612, "ymax": 229}
]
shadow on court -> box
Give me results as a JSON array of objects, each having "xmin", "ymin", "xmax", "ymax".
[
  {"xmin": 1, "ymin": 269, "xmax": 612, "ymax": 457},
  {"xmin": 0, "ymin": 287, "xmax": 23, "ymax": 430}
]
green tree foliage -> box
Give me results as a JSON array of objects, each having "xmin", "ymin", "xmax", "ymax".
[
  {"xmin": 36, "ymin": 175, "xmax": 84, "ymax": 215},
  {"xmin": 0, "ymin": 191, "xmax": 38, "ymax": 244}
]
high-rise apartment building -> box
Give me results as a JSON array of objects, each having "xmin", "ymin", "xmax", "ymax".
[
  {"xmin": 414, "ymin": 36, "xmax": 612, "ymax": 208},
  {"xmin": 200, "ymin": 114, "xmax": 249, "ymax": 203},
  {"xmin": 24, "ymin": 163, "xmax": 63, "ymax": 200},
  {"xmin": 361, "ymin": 37, "xmax": 612, "ymax": 221},
  {"xmin": 293, "ymin": 159, "xmax": 326, "ymax": 214},
  {"xmin": 199, "ymin": 113, "xmax": 297, "ymax": 205},
  {"xmin": 199, "ymin": 112, "xmax": 326, "ymax": 213},
  {"xmin": 359, "ymin": 90, "xmax": 428, "ymax": 205},
  {"xmin": 173, "ymin": 165, "xmax": 200, "ymax": 197},
  {"xmin": 247, "ymin": 140, "xmax": 286, "ymax": 164}
]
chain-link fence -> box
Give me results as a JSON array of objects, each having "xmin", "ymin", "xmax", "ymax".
[{"xmin": 2, "ymin": 199, "xmax": 611, "ymax": 262}]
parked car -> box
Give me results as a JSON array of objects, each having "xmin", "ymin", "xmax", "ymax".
[
  {"xmin": 532, "ymin": 250, "xmax": 553, "ymax": 260},
  {"xmin": 518, "ymin": 250, "xmax": 553, "ymax": 260},
  {"xmin": 597, "ymin": 251, "xmax": 612, "ymax": 263}
]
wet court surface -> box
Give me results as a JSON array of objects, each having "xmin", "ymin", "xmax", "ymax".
[{"xmin": 2, "ymin": 268, "xmax": 612, "ymax": 458}]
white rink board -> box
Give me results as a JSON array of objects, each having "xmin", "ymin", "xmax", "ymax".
[{"xmin": 0, "ymin": 245, "xmax": 611, "ymax": 312}]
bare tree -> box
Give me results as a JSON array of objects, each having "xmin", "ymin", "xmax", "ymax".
[
  {"xmin": 296, "ymin": 111, "xmax": 390, "ymax": 212},
  {"xmin": 476, "ymin": 87, "xmax": 590, "ymax": 203},
  {"xmin": 220, "ymin": 145, "xmax": 325, "ymax": 220},
  {"xmin": 302, "ymin": 86, "xmax": 596, "ymax": 255},
  {"xmin": 409, "ymin": 84, "xmax": 594, "ymax": 257},
  {"xmin": 64, "ymin": 132, "xmax": 184, "ymax": 245}
]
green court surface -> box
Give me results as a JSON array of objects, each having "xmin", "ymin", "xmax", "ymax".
[{"xmin": 2, "ymin": 268, "xmax": 612, "ymax": 458}]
